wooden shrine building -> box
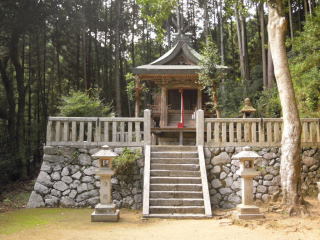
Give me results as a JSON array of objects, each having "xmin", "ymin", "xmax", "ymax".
[{"xmin": 132, "ymin": 13, "xmax": 227, "ymax": 144}]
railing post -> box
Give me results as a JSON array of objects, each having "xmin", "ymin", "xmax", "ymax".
[
  {"xmin": 196, "ymin": 109, "xmax": 204, "ymax": 146},
  {"xmin": 144, "ymin": 109, "xmax": 151, "ymax": 145}
]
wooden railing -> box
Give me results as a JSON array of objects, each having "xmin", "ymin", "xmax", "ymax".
[
  {"xmin": 46, "ymin": 110, "xmax": 151, "ymax": 147},
  {"xmin": 203, "ymin": 118, "xmax": 320, "ymax": 147}
]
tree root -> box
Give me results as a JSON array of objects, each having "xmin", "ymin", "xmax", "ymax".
[
  {"xmin": 287, "ymin": 204, "xmax": 309, "ymax": 217},
  {"xmin": 282, "ymin": 196, "xmax": 310, "ymax": 216}
]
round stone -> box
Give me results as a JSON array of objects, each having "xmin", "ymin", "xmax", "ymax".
[{"xmin": 211, "ymin": 179, "xmax": 222, "ymax": 188}]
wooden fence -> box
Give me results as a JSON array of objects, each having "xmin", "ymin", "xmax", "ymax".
[
  {"xmin": 46, "ymin": 110, "xmax": 151, "ymax": 147},
  {"xmin": 200, "ymin": 117, "xmax": 320, "ymax": 147}
]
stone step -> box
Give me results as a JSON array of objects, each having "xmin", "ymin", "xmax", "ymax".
[
  {"xmin": 151, "ymin": 163, "xmax": 199, "ymax": 171},
  {"xmin": 151, "ymin": 152, "xmax": 198, "ymax": 158},
  {"xmin": 151, "ymin": 158, "xmax": 199, "ymax": 164},
  {"xmin": 145, "ymin": 213, "xmax": 209, "ymax": 219},
  {"xmin": 149, "ymin": 206, "xmax": 205, "ymax": 214},
  {"xmin": 149, "ymin": 198, "xmax": 204, "ymax": 206},
  {"xmin": 151, "ymin": 146, "xmax": 197, "ymax": 152},
  {"xmin": 150, "ymin": 184, "xmax": 202, "ymax": 191},
  {"xmin": 150, "ymin": 191, "xmax": 203, "ymax": 199},
  {"xmin": 150, "ymin": 170, "xmax": 200, "ymax": 177},
  {"xmin": 150, "ymin": 176, "xmax": 202, "ymax": 184}
]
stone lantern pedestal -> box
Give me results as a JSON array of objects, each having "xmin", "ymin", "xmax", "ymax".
[
  {"xmin": 91, "ymin": 145, "xmax": 120, "ymax": 222},
  {"xmin": 317, "ymin": 182, "xmax": 320, "ymax": 201},
  {"xmin": 233, "ymin": 146, "xmax": 264, "ymax": 220}
]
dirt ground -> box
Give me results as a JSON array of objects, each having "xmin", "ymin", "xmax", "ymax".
[{"xmin": 1, "ymin": 199, "xmax": 320, "ymax": 240}]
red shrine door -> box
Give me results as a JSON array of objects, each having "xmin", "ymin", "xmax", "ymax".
[{"xmin": 167, "ymin": 89, "xmax": 198, "ymax": 128}]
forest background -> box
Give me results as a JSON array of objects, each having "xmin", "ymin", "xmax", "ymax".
[{"xmin": 0, "ymin": 0, "xmax": 319, "ymax": 185}]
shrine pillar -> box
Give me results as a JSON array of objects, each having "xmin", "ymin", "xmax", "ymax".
[
  {"xmin": 135, "ymin": 76, "xmax": 141, "ymax": 117},
  {"xmin": 197, "ymin": 88, "xmax": 202, "ymax": 109},
  {"xmin": 160, "ymin": 86, "xmax": 167, "ymax": 127}
]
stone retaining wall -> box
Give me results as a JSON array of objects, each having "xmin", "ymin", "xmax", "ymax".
[
  {"xmin": 204, "ymin": 147, "xmax": 320, "ymax": 209},
  {"xmin": 27, "ymin": 146, "xmax": 144, "ymax": 209},
  {"xmin": 28, "ymin": 145, "xmax": 320, "ymax": 210}
]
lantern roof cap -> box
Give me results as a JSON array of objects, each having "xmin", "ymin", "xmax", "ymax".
[
  {"xmin": 92, "ymin": 145, "xmax": 118, "ymax": 158},
  {"xmin": 232, "ymin": 146, "xmax": 261, "ymax": 160}
]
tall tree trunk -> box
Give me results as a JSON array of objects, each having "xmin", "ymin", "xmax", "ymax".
[
  {"xmin": 203, "ymin": 0, "xmax": 209, "ymax": 41},
  {"xmin": 10, "ymin": 31, "xmax": 27, "ymax": 178},
  {"xmin": 267, "ymin": 43, "xmax": 275, "ymax": 88},
  {"xmin": 304, "ymin": 0, "xmax": 309, "ymax": 18},
  {"xmin": 114, "ymin": 0, "xmax": 122, "ymax": 116},
  {"xmin": 0, "ymin": 57, "xmax": 17, "ymax": 172},
  {"xmin": 219, "ymin": 0, "xmax": 225, "ymax": 65},
  {"xmin": 259, "ymin": 2, "xmax": 267, "ymax": 89},
  {"xmin": 212, "ymin": 83, "xmax": 221, "ymax": 118},
  {"xmin": 288, "ymin": 0, "xmax": 294, "ymax": 39},
  {"xmin": 240, "ymin": 14, "xmax": 250, "ymax": 87},
  {"xmin": 234, "ymin": 6, "xmax": 245, "ymax": 81},
  {"xmin": 267, "ymin": 0, "xmax": 304, "ymax": 215},
  {"xmin": 76, "ymin": 33, "xmax": 81, "ymax": 90},
  {"xmin": 82, "ymin": 29, "xmax": 87, "ymax": 89},
  {"xmin": 234, "ymin": 2, "xmax": 250, "ymax": 94}
]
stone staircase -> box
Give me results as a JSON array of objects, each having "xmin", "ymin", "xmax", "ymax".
[{"xmin": 143, "ymin": 145, "xmax": 212, "ymax": 218}]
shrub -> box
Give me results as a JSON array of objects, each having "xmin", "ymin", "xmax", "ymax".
[
  {"xmin": 112, "ymin": 148, "xmax": 142, "ymax": 175},
  {"xmin": 58, "ymin": 90, "xmax": 112, "ymax": 117},
  {"xmin": 255, "ymin": 88, "xmax": 282, "ymax": 118}
]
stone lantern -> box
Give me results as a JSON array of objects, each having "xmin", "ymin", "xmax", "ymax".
[
  {"xmin": 240, "ymin": 98, "xmax": 256, "ymax": 118},
  {"xmin": 91, "ymin": 145, "xmax": 120, "ymax": 222},
  {"xmin": 232, "ymin": 146, "xmax": 264, "ymax": 219}
]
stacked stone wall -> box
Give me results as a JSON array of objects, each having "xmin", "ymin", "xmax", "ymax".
[
  {"xmin": 205, "ymin": 147, "xmax": 320, "ymax": 209},
  {"xmin": 28, "ymin": 145, "xmax": 320, "ymax": 210},
  {"xmin": 27, "ymin": 146, "xmax": 144, "ymax": 209}
]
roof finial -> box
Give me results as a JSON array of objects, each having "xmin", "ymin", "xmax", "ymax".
[{"xmin": 172, "ymin": 1, "xmax": 191, "ymax": 45}]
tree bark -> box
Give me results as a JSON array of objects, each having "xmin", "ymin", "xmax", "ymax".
[
  {"xmin": 288, "ymin": 0, "xmax": 294, "ymax": 39},
  {"xmin": 114, "ymin": 0, "xmax": 122, "ymax": 116},
  {"xmin": 203, "ymin": 0, "xmax": 209, "ymax": 41},
  {"xmin": 234, "ymin": 2, "xmax": 250, "ymax": 94},
  {"xmin": 235, "ymin": 6, "xmax": 245, "ymax": 81},
  {"xmin": 10, "ymin": 31, "xmax": 27, "ymax": 178},
  {"xmin": 212, "ymin": 83, "xmax": 221, "ymax": 118},
  {"xmin": 267, "ymin": 0, "xmax": 303, "ymax": 214},
  {"xmin": 219, "ymin": 0, "xmax": 225, "ymax": 65},
  {"xmin": 0, "ymin": 56, "xmax": 16, "ymax": 149},
  {"xmin": 267, "ymin": 43, "xmax": 275, "ymax": 88},
  {"xmin": 259, "ymin": 2, "xmax": 267, "ymax": 89}
]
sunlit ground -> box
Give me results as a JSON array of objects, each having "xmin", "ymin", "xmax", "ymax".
[{"xmin": 1, "ymin": 201, "xmax": 320, "ymax": 240}]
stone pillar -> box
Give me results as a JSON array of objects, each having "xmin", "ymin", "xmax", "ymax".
[
  {"xmin": 144, "ymin": 109, "xmax": 151, "ymax": 145},
  {"xmin": 196, "ymin": 109, "xmax": 204, "ymax": 146},
  {"xmin": 100, "ymin": 175, "xmax": 112, "ymax": 204},
  {"xmin": 241, "ymin": 177, "xmax": 253, "ymax": 205},
  {"xmin": 317, "ymin": 182, "xmax": 320, "ymax": 201}
]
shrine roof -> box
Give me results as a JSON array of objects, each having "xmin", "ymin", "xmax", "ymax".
[{"xmin": 132, "ymin": 40, "xmax": 227, "ymax": 75}]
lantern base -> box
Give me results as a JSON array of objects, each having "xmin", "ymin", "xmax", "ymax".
[
  {"xmin": 236, "ymin": 204, "xmax": 264, "ymax": 220},
  {"xmin": 91, "ymin": 203, "xmax": 120, "ymax": 222}
]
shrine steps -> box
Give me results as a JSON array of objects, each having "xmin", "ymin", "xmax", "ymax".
[{"xmin": 143, "ymin": 145, "xmax": 212, "ymax": 219}]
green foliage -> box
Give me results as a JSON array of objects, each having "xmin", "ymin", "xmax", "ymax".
[
  {"xmin": 289, "ymin": 7, "xmax": 320, "ymax": 117},
  {"xmin": 255, "ymin": 88, "xmax": 281, "ymax": 118},
  {"xmin": 199, "ymin": 38, "xmax": 222, "ymax": 87},
  {"xmin": 199, "ymin": 37, "xmax": 227, "ymax": 114},
  {"xmin": 136, "ymin": 0, "xmax": 177, "ymax": 42},
  {"xmin": 125, "ymin": 73, "xmax": 136, "ymax": 101},
  {"xmin": 112, "ymin": 148, "xmax": 142, "ymax": 175},
  {"xmin": 58, "ymin": 90, "xmax": 112, "ymax": 117},
  {"xmin": 125, "ymin": 73, "xmax": 149, "ymax": 102}
]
